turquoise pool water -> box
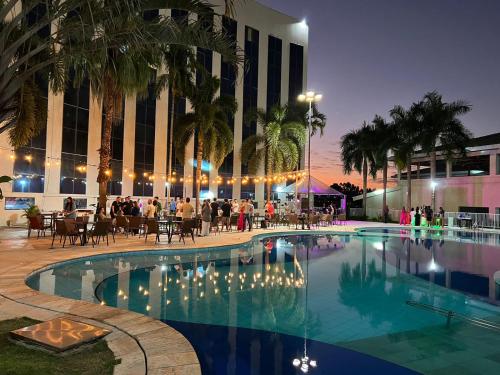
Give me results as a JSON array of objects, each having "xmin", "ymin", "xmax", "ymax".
[{"xmin": 26, "ymin": 231, "xmax": 500, "ymax": 374}]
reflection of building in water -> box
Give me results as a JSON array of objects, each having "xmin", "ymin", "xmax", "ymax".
[{"xmin": 370, "ymin": 233, "xmax": 500, "ymax": 304}]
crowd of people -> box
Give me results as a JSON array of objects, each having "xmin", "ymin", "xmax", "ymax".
[{"xmin": 399, "ymin": 206, "xmax": 445, "ymax": 226}]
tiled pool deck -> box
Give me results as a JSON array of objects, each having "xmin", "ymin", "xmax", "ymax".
[{"xmin": 0, "ymin": 221, "xmax": 387, "ymax": 374}]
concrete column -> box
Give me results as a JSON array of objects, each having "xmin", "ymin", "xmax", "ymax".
[
  {"xmin": 490, "ymin": 153, "xmax": 497, "ymax": 175},
  {"xmin": 86, "ymin": 88, "xmax": 102, "ymax": 201},
  {"xmin": 122, "ymin": 95, "xmax": 136, "ymax": 197},
  {"xmin": 232, "ymin": 21, "xmax": 246, "ymax": 200},
  {"xmin": 255, "ymin": 31, "xmax": 268, "ymax": 205},
  {"xmin": 153, "ymin": 87, "xmax": 169, "ymax": 199},
  {"xmin": 117, "ymin": 261, "xmax": 130, "ymax": 310},
  {"xmin": 44, "ymin": 90, "xmax": 64, "ymax": 208}
]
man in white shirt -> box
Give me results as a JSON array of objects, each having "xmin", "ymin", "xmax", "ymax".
[{"xmin": 244, "ymin": 199, "xmax": 253, "ymax": 231}]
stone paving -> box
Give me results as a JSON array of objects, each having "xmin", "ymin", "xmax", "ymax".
[{"xmin": 0, "ymin": 221, "xmax": 386, "ymax": 374}]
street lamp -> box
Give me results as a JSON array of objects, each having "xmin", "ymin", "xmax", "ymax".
[{"xmin": 298, "ymin": 91, "xmax": 322, "ymax": 228}]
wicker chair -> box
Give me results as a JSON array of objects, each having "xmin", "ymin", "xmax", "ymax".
[
  {"xmin": 115, "ymin": 215, "xmax": 130, "ymax": 236},
  {"xmin": 174, "ymin": 219, "xmax": 196, "ymax": 244},
  {"xmin": 88, "ymin": 220, "xmax": 115, "ymax": 247},
  {"xmin": 28, "ymin": 214, "xmax": 51, "ymax": 238},
  {"xmin": 51, "ymin": 219, "xmax": 82, "ymax": 248}
]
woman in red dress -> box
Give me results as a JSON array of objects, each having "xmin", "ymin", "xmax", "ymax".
[{"xmin": 237, "ymin": 204, "xmax": 245, "ymax": 231}]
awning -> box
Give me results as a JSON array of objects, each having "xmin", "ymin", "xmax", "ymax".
[{"xmin": 282, "ymin": 176, "xmax": 344, "ymax": 196}]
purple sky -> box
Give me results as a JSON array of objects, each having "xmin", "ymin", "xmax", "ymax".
[{"xmin": 259, "ymin": 0, "xmax": 500, "ymax": 187}]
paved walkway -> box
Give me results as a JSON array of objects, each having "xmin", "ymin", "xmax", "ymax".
[{"xmin": 0, "ymin": 221, "xmax": 385, "ymax": 374}]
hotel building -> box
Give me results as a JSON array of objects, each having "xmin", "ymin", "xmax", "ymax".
[{"xmin": 0, "ymin": 0, "xmax": 309, "ymax": 225}]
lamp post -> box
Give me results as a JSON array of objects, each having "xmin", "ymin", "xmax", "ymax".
[{"xmin": 298, "ymin": 91, "xmax": 322, "ymax": 228}]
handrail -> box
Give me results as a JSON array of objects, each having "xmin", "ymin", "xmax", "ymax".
[{"xmin": 406, "ymin": 300, "xmax": 500, "ymax": 332}]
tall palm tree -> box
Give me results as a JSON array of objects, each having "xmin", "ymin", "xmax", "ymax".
[
  {"xmin": 64, "ymin": 0, "xmax": 242, "ymax": 209},
  {"xmin": 156, "ymin": 45, "xmax": 197, "ymax": 203},
  {"xmin": 420, "ymin": 91, "xmax": 472, "ymax": 179},
  {"xmin": 240, "ymin": 105, "xmax": 306, "ymax": 200},
  {"xmin": 340, "ymin": 123, "xmax": 376, "ymax": 217},
  {"xmin": 0, "ymin": 0, "xmax": 88, "ymax": 145},
  {"xmin": 371, "ymin": 115, "xmax": 395, "ymax": 215},
  {"xmin": 390, "ymin": 103, "xmax": 422, "ymax": 210},
  {"xmin": 175, "ymin": 76, "xmax": 237, "ymax": 214}
]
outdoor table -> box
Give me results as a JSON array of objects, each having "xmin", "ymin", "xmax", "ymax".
[
  {"xmin": 157, "ymin": 219, "xmax": 182, "ymax": 243},
  {"xmin": 457, "ymin": 217, "xmax": 472, "ymax": 229},
  {"xmin": 74, "ymin": 220, "xmax": 95, "ymax": 246}
]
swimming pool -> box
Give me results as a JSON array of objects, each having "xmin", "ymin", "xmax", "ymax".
[{"xmin": 27, "ymin": 231, "xmax": 500, "ymax": 374}]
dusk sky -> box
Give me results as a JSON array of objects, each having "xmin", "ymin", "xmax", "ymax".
[{"xmin": 260, "ymin": 0, "xmax": 500, "ymax": 187}]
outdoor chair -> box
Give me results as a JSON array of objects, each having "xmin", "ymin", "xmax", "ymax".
[
  {"xmin": 145, "ymin": 219, "xmax": 161, "ymax": 243},
  {"xmin": 310, "ymin": 214, "xmax": 320, "ymax": 228},
  {"xmin": 51, "ymin": 219, "xmax": 82, "ymax": 248},
  {"xmin": 175, "ymin": 219, "xmax": 196, "ymax": 244},
  {"xmin": 230, "ymin": 214, "xmax": 239, "ymax": 231},
  {"xmin": 336, "ymin": 213, "xmax": 347, "ymax": 225},
  {"xmin": 128, "ymin": 216, "xmax": 145, "ymax": 236},
  {"xmin": 28, "ymin": 214, "xmax": 51, "ymax": 238},
  {"xmin": 271, "ymin": 214, "xmax": 281, "ymax": 228},
  {"xmin": 115, "ymin": 215, "xmax": 130, "ymax": 236},
  {"xmin": 287, "ymin": 214, "xmax": 299, "ymax": 229},
  {"xmin": 88, "ymin": 220, "xmax": 115, "ymax": 247}
]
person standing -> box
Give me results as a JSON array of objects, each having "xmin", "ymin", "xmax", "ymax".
[
  {"xmin": 221, "ymin": 199, "xmax": 231, "ymax": 231},
  {"xmin": 145, "ymin": 199, "xmax": 156, "ymax": 218},
  {"xmin": 201, "ymin": 200, "xmax": 211, "ymax": 236},
  {"xmin": 176, "ymin": 198, "xmax": 184, "ymax": 220},
  {"xmin": 169, "ymin": 198, "xmax": 176, "ymax": 215},
  {"xmin": 415, "ymin": 207, "xmax": 421, "ymax": 226},
  {"xmin": 210, "ymin": 198, "xmax": 219, "ymax": 225},
  {"xmin": 237, "ymin": 201, "xmax": 245, "ymax": 231},
  {"xmin": 399, "ymin": 207, "xmax": 407, "ymax": 225},
  {"xmin": 131, "ymin": 201, "xmax": 140, "ymax": 216},
  {"xmin": 110, "ymin": 197, "xmax": 121, "ymax": 219},
  {"xmin": 181, "ymin": 197, "xmax": 194, "ymax": 220},
  {"xmin": 232, "ymin": 199, "xmax": 240, "ymax": 215},
  {"xmin": 154, "ymin": 196, "xmax": 163, "ymax": 217},
  {"xmin": 64, "ymin": 197, "xmax": 77, "ymax": 219},
  {"xmin": 244, "ymin": 199, "xmax": 253, "ymax": 231}
]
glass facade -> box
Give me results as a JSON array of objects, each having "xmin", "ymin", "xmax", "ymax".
[
  {"xmin": 218, "ymin": 16, "xmax": 237, "ymax": 199},
  {"xmin": 451, "ymin": 155, "xmax": 490, "ymax": 177},
  {"xmin": 266, "ymin": 35, "xmax": 282, "ymax": 110},
  {"xmin": 133, "ymin": 82, "xmax": 156, "ymax": 197},
  {"xmin": 241, "ymin": 26, "xmax": 259, "ymax": 199},
  {"xmin": 60, "ymin": 71, "xmax": 89, "ymax": 194},
  {"xmin": 288, "ymin": 43, "xmax": 304, "ymax": 102}
]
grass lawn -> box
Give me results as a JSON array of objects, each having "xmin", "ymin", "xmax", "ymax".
[{"xmin": 0, "ymin": 317, "xmax": 120, "ymax": 375}]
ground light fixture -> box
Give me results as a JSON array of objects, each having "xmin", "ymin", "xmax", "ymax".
[{"xmin": 297, "ymin": 91, "xmax": 322, "ymax": 228}]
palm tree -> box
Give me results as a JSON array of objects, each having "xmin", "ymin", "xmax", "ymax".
[
  {"xmin": 420, "ymin": 91, "xmax": 472, "ymax": 179},
  {"xmin": 64, "ymin": 0, "xmax": 242, "ymax": 209},
  {"xmin": 371, "ymin": 115, "xmax": 395, "ymax": 216},
  {"xmin": 175, "ymin": 76, "xmax": 237, "ymax": 214},
  {"xmin": 156, "ymin": 45, "xmax": 197, "ymax": 203},
  {"xmin": 240, "ymin": 105, "xmax": 306, "ymax": 200},
  {"xmin": 0, "ymin": 0, "xmax": 88, "ymax": 145},
  {"xmin": 340, "ymin": 123, "xmax": 376, "ymax": 217},
  {"xmin": 390, "ymin": 103, "xmax": 422, "ymax": 210}
]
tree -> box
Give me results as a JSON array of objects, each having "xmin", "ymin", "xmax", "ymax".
[
  {"xmin": 0, "ymin": 175, "xmax": 12, "ymax": 199},
  {"xmin": 390, "ymin": 103, "xmax": 422, "ymax": 210},
  {"xmin": 340, "ymin": 123, "xmax": 376, "ymax": 217},
  {"xmin": 0, "ymin": 0, "xmax": 88, "ymax": 146},
  {"xmin": 175, "ymin": 76, "xmax": 236, "ymax": 214},
  {"xmin": 420, "ymin": 91, "xmax": 472, "ymax": 180},
  {"xmin": 240, "ymin": 105, "xmax": 306, "ymax": 200},
  {"xmin": 371, "ymin": 115, "xmax": 395, "ymax": 214},
  {"xmin": 156, "ymin": 45, "xmax": 197, "ymax": 203},
  {"xmin": 64, "ymin": 0, "xmax": 242, "ymax": 209}
]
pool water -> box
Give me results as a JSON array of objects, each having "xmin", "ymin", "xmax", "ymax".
[{"xmin": 27, "ymin": 232, "xmax": 500, "ymax": 374}]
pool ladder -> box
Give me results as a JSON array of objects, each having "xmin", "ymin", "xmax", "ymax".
[{"xmin": 406, "ymin": 300, "xmax": 500, "ymax": 333}]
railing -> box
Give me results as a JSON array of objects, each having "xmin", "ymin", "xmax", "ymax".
[
  {"xmin": 349, "ymin": 208, "xmax": 400, "ymax": 221},
  {"xmin": 445, "ymin": 212, "xmax": 500, "ymax": 230},
  {"xmin": 406, "ymin": 300, "xmax": 500, "ymax": 332}
]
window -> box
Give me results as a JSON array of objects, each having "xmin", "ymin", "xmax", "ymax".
[
  {"xmin": 60, "ymin": 71, "xmax": 89, "ymax": 194},
  {"xmin": 451, "ymin": 155, "xmax": 490, "ymax": 177},
  {"xmin": 267, "ymin": 35, "xmax": 282, "ymax": 110},
  {"xmin": 13, "ymin": 147, "xmax": 45, "ymax": 193},
  {"xmin": 289, "ymin": 43, "xmax": 304, "ymax": 102},
  {"xmin": 134, "ymin": 82, "xmax": 156, "ymax": 197},
  {"xmin": 60, "ymin": 154, "xmax": 87, "ymax": 195},
  {"xmin": 496, "ymin": 154, "xmax": 500, "ymax": 175}
]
